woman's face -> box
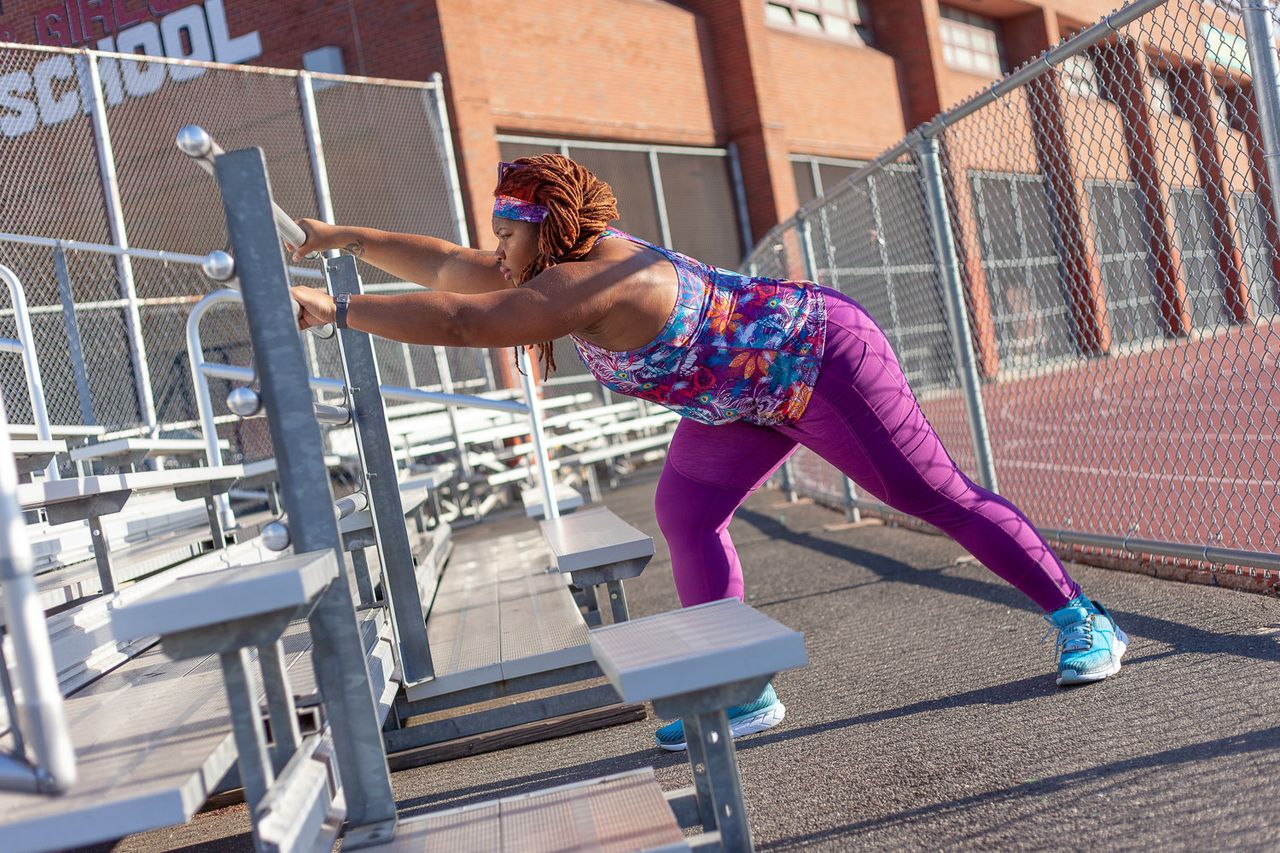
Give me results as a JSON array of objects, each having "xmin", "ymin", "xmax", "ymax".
[{"xmin": 492, "ymin": 217, "xmax": 540, "ymax": 283}]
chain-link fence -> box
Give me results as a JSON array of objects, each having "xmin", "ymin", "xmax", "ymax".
[
  {"xmin": 0, "ymin": 44, "xmax": 489, "ymax": 464},
  {"xmin": 745, "ymin": 0, "xmax": 1280, "ymax": 581}
]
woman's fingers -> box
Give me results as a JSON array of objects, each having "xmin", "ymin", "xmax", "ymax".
[{"xmin": 290, "ymin": 285, "xmax": 334, "ymax": 329}]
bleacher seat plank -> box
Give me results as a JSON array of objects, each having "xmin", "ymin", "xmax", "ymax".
[
  {"xmin": 406, "ymin": 529, "xmax": 591, "ymax": 702},
  {"xmin": 373, "ymin": 768, "xmax": 683, "ymax": 852},
  {"xmin": 540, "ymin": 506, "xmax": 654, "ymax": 573}
]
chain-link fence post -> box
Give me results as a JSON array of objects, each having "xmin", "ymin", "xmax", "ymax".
[
  {"xmin": 52, "ymin": 248, "xmax": 96, "ymax": 427},
  {"xmin": 915, "ymin": 134, "xmax": 999, "ymax": 493},
  {"xmin": 649, "ymin": 149, "xmax": 674, "ymax": 249},
  {"xmin": 798, "ymin": 209, "xmax": 860, "ymax": 517},
  {"xmin": 81, "ymin": 52, "xmax": 156, "ymax": 432},
  {"xmin": 430, "ymin": 72, "xmax": 471, "ymax": 250},
  {"xmin": 728, "ymin": 141, "xmax": 754, "ymax": 254},
  {"xmin": 1244, "ymin": 3, "xmax": 1280, "ymax": 231}
]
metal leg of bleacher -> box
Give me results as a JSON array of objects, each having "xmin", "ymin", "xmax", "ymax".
[
  {"xmin": 326, "ymin": 255, "xmax": 436, "ymax": 687},
  {"xmin": 217, "ymin": 147, "xmax": 398, "ymax": 847}
]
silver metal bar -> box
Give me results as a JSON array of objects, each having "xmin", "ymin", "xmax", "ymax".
[
  {"xmin": 186, "ymin": 289, "xmax": 241, "ymax": 530},
  {"xmin": 52, "ymin": 248, "xmax": 97, "ymax": 427},
  {"xmin": 650, "ymin": 149, "xmax": 674, "ymax": 249},
  {"xmin": 432, "ymin": 71, "xmax": 472, "ymax": 249},
  {"xmin": 215, "ymin": 146, "xmax": 397, "ymax": 843},
  {"xmin": 257, "ymin": 640, "xmax": 302, "ymax": 774},
  {"xmin": 517, "ymin": 347, "xmax": 560, "ymax": 520},
  {"xmin": 329, "ymin": 255, "xmax": 436, "ymax": 683},
  {"xmin": 299, "ymin": 72, "xmax": 338, "ymax": 227},
  {"xmin": 727, "ymin": 141, "xmax": 754, "ymax": 252},
  {"xmin": 915, "ymin": 136, "xmax": 999, "ymax": 492},
  {"xmin": 334, "ymin": 491, "xmax": 368, "ymax": 520},
  {"xmin": 0, "ymin": 339, "xmax": 19, "ymax": 353},
  {"xmin": 433, "ymin": 346, "xmax": 471, "ymax": 477},
  {"xmin": 81, "ymin": 53, "xmax": 156, "ymax": 432},
  {"xmin": 220, "ymin": 648, "xmax": 273, "ymax": 811},
  {"xmin": 0, "ymin": 392, "xmax": 76, "ymax": 793},
  {"xmin": 1244, "ymin": 3, "xmax": 1280, "ymax": 233},
  {"xmin": 0, "ymin": 266, "xmax": 57, "ymax": 480},
  {"xmin": 313, "ymin": 402, "xmax": 352, "ymax": 425}
]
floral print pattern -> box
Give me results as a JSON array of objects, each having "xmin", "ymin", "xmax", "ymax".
[{"xmin": 570, "ymin": 229, "xmax": 827, "ymax": 426}]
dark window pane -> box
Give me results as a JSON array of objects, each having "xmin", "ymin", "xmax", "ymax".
[
  {"xmin": 565, "ymin": 147, "xmax": 663, "ymax": 246},
  {"xmin": 658, "ymin": 153, "xmax": 743, "ymax": 270}
]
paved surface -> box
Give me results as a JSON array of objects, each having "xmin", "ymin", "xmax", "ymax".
[{"xmin": 100, "ymin": 467, "xmax": 1280, "ymax": 852}]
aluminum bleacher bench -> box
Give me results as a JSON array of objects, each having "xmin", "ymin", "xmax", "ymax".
[
  {"xmin": 109, "ymin": 549, "xmax": 349, "ymax": 853},
  {"xmin": 590, "ymin": 599, "xmax": 810, "ymax": 852},
  {"xmin": 17, "ymin": 465, "xmax": 244, "ymax": 595},
  {"xmin": 69, "ymin": 436, "xmax": 230, "ymax": 473},
  {"xmin": 8, "ymin": 440, "xmax": 66, "ymax": 478},
  {"xmin": 520, "ymin": 482, "xmax": 584, "ymax": 518},
  {"xmin": 371, "ymin": 599, "xmax": 807, "ymax": 852},
  {"xmin": 540, "ymin": 504, "xmax": 654, "ymax": 625},
  {"xmin": 383, "ymin": 526, "xmax": 616, "ymax": 753}
]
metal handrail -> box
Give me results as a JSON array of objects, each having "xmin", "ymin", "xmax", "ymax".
[
  {"xmin": 0, "ymin": 397, "xmax": 76, "ymax": 793},
  {"xmin": 185, "ymin": 289, "xmax": 560, "ymax": 520},
  {"xmin": 0, "ymin": 266, "xmax": 57, "ymax": 480}
]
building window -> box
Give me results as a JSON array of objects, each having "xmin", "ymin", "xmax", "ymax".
[
  {"xmin": 764, "ymin": 1, "xmax": 874, "ymax": 46},
  {"xmin": 1060, "ymin": 53, "xmax": 1100, "ymax": 100},
  {"xmin": 1233, "ymin": 191, "xmax": 1279, "ymax": 319},
  {"xmin": 1170, "ymin": 187, "xmax": 1230, "ymax": 329},
  {"xmin": 970, "ymin": 172, "xmax": 1081, "ymax": 368},
  {"xmin": 939, "ymin": 5, "xmax": 1007, "ymax": 77},
  {"xmin": 1087, "ymin": 181, "xmax": 1163, "ymax": 348}
]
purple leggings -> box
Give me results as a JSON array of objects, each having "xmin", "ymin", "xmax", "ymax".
[{"xmin": 654, "ymin": 288, "xmax": 1080, "ymax": 613}]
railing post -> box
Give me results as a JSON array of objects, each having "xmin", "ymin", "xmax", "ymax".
[
  {"xmin": 517, "ymin": 347, "xmax": 559, "ymax": 520},
  {"xmin": 434, "ymin": 346, "xmax": 472, "ymax": 477},
  {"xmin": 214, "ymin": 146, "xmax": 397, "ymax": 846},
  {"xmin": 52, "ymin": 248, "xmax": 97, "ymax": 428},
  {"xmin": 650, "ymin": 149, "xmax": 674, "ymax": 249},
  {"xmin": 430, "ymin": 72, "xmax": 472, "ymax": 249},
  {"xmin": 798, "ymin": 212, "xmax": 860, "ymax": 509},
  {"xmin": 81, "ymin": 52, "xmax": 156, "ymax": 432},
  {"xmin": 0, "ymin": 267, "xmax": 56, "ymax": 480},
  {"xmin": 914, "ymin": 135, "xmax": 999, "ymax": 493},
  {"xmin": 328, "ymin": 255, "xmax": 436, "ymax": 684},
  {"xmin": 1244, "ymin": 3, "xmax": 1280, "ymax": 232}
]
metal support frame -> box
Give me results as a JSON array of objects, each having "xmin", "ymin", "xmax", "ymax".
[
  {"xmin": 81, "ymin": 53, "xmax": 156, "ymax": 432},
  {"xmin": 52, "ymin": 248, "xmax": 96, "ymax": 428},
  {"xmin": 328, "ymin": 254, "xmax": 436, "ymax": 685},
  {"xmin": 0, "ymin": 266, "xmax": 57, "ymax": 480},
  {"xmin": 517, "ymin": 347, "xmax": 560, "ymax": 521},
  {"xmin": 727, "ymin": 141, "xmax": 754, "ymax": 253},
  {"xmin": 215, "ymin": 147, "xmax": 397, "ymax": 846},
  {"xmin": 434, "ymin": 346, "xmax": 472, "ymax": 477},
  {"xmin": 431, "ymin": 71, "xmax": 472, "ymax": 249},
  {"xmin": 1244, "ymin": 3, "xmax": 1280, "ymax": 233},
  {"xmin": 914, "ymin": 137, "xmax": 1000, "ymax": 493},
  {"xmin": 650, "ymin": 149, "xmax": 675, "ymax": 249},
  {"xmin": 0, "ymin": 392, "xmax": 77, "ymax": 794},
  {"xmin": 798, "ymin": 213, "xmax": 863, "ymax": 511}
]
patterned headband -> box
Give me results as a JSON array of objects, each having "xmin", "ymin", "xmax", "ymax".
[{"xmin": 493, "ymin": 194, "xmax": 549, "ymax": 224}]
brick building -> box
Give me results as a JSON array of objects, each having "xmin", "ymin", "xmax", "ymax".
[{"xmin": 1, "ymin": 0, "xmax": 1157, "ymax": 265}]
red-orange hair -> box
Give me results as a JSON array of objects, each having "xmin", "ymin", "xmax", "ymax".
[{"xmin": 494, "ymin": 154, "xmax": 619, "ymax": 377}]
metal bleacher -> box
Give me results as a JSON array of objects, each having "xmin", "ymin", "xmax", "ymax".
[{"xmin": 0, "ymin": 130, "xmax": 810, "ymax": 852}]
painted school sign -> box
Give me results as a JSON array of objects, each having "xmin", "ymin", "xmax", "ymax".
[{"xmin": 0, "ymin": 0, "xmax": 261, "ymax": 137}]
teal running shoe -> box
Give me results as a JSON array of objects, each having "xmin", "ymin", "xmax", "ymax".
[
  {"xmin": 655, "ymin": 683, "xmax": 786, "ymax": 752},
  {"xmin": 1045, "ymin": 595, "xmax": 1128, "ymax": 686}
]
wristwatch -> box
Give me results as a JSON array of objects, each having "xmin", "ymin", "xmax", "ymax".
[{"xmin": 334, "ymin": 293, "xmax": 351, "ymax": 329}]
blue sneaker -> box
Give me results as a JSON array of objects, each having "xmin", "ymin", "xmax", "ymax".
[
  {"xmin": 654, "ymin": 683, "xmax": 786, "ymax": 752},
  {"xmin": 1045, "ymin": 595, "xmax": 1128, "ymax": 686}
]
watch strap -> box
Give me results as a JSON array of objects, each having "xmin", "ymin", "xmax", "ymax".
[{"xmin": 335, "ymin": 292, "xmax": 351, "ymax": 329}]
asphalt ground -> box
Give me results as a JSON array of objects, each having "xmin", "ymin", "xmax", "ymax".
[{"xmin": 100, "ymin": 467, "xmax": 1280, "ymax": 852}]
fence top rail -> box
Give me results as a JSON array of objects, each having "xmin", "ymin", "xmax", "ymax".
[
  {"xmin": 0, "ymin": 41, "xmax": 442, "ymax": 90},
  {"xmin": 747, "ymin": 0, "xmax": 1174, "ymax": 262}
]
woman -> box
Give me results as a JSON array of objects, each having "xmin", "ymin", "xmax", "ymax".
[{"xmin": 290, "ymin": 155, "xmax": 1126, "ymax": 752}]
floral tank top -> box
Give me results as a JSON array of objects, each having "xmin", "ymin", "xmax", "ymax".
[{"xmin": 570, "ymin": 229, "xmax": 827, "ymax": 427}]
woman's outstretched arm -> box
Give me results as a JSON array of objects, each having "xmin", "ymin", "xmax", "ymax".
[
  {"xmin": 291, "ymin": 219, "xmax": 509, "ymax": 295},
  {"xmin": 290, "ymin": 257, "xmax": 629, "ymax": 348}
]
